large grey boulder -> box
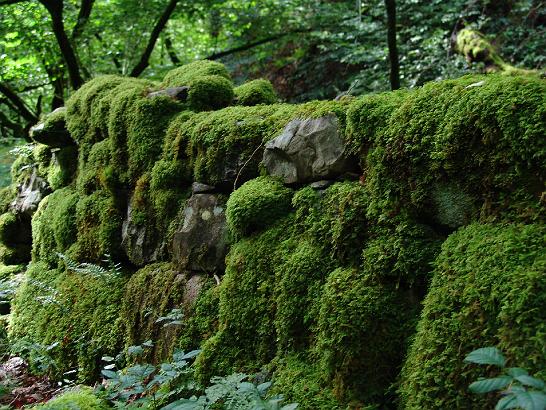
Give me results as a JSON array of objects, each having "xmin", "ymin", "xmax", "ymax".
[
  {"xmin": 11, "ymin": 168, "xmax": 50, "ymax": 217},
  {"xmin": 263, "ymin": 114, "xmax": 358, "ymax": 184},
  {"xmin": 172, "ymin": 194, "xmax": 228, "ymax": 273},
  {"xmin": 121, "ymin": 198, "xmax": 166, "ymax": 266}
]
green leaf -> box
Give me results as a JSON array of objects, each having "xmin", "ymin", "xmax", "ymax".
[
  {"xmin": 257, "ymin": 381, "xmax": 272, "ymax": 395},
  {"xmin": 127, "ymin": 345, "xmax": 144, "ymax": 356},
  {"xmin": 464, "ymin": 347, "xmax": 506, "ymax": 367},
  {"xmin": 101, "ymin": 369, "xmax": 119, "ymax": 379},
  {"xmin": 515, "ymin": 375, "xmax": 546, "ymax": 390},
  {"xmin": 469, "ymin": 376, "xmax": 513, "ymax": 394},
  {"xmin": 507, "ymin": 368, "xmax": 529, "ymax": 377},
  {"xmin": 281, "ymin": 404, "xmax": 299, "ymax": 410},
  {"xmin": 514, "ymin": 390, "xmax": 546, "ymax": 410},
  {"xmin": 496, "ymin": 395, "xmax": 519, "ymax": 410}
]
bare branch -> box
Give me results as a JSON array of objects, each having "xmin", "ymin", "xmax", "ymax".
[
  {"xmin": 130, "ymin": 0, "xmax": 179, "ymax": 77},
  {"xmin": 0, "ymin": 82, "xmax": 38, "ymax": 123},
  {"xmin": 72, "ymin": 0, "xmax": 95, "ymax": 40}
]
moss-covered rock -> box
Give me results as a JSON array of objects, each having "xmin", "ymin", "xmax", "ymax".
[
  {"xmin": 121, "ymin": 263, "xmax": 189, "ymax": 363},
  {"xmin": 317, "ymin": 268, "xmax": 418, "ymax": 405},
  {"xmin": 31, "ymin": 187, "xmax": 79, "ymax": 267},
  {"xmin": 353, "ymin": 74, "xmax": 546, "ymax": 223},
  {"xmin": 226, "ymin": 176, "xmax": 293, "ymax": 237},
  {"xmin": 399, "ymin": 223, "xmax": 546, "ymax": 409},
  {"xmin": 186, "ymin": 75, "xmax": 234, "ymax": 111},
  {"xmin": 235, "ymin": 79, "xmax": 278, "ymax": 106},
  {"xmin": 0, "ymin": 211, "xmax": 18, "ymax": 245},
  {"xmin": 10, "ymin": 261, "xmax": 126, "ymax": 381},
  {"xmin": 162, "ymin": 60, "xmax": 231, "ymax": 88}
]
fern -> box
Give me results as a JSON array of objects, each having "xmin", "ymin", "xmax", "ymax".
[{"xmin": 57, "ymin": 253, "xmax": 122, "ymax": 281}]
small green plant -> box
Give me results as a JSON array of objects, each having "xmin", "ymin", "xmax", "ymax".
[
  {"xmin": 57, "ymin": 252, "xmax": 122, "ymax": 281},
  {"xmin": 100, "ymin": 346, "xmax": 200, "ymax": 409},
  {"xmin": 465, "ymin": 347, "xmax": 546, "ymax": 410},
  {"xmin": 164, "ymin": 372, "xmax": 298, "ymax": 410}
]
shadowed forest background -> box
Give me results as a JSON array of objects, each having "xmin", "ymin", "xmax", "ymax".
[{"xmin": 1, "ymin": 0, "xmax": 545, "ymax": 142}]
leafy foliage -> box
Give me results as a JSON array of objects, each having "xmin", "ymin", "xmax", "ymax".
[{"xmin": 465, "ymin": 347, "xmax": 546, "ymax": 410}]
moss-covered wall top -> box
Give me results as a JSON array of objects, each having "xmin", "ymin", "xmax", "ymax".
[{"xmin": 1, "ymin": 60, "xmax": 544, "ymax": 409}]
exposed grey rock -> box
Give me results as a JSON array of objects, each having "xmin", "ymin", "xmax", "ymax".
[
  {"xmin": 192, "ymin": 182, "xmax": 216, "ymax": 194},
  {"xmin": 183, "ymin": 274, "xmax": 207, "ymax": 306},
  {"xmin": 310, "ymin": 180, "xmax": 334, "ymax": 190},
  {"xmin": 11, "ymin": 168, "xmax": 51, "ymax": 217},
  {"xmin": 172, "ymin": 194, "xmax": 228, "ymax": 272},
  {"xmin": 30, "ymin": 107, "xmax": 74, "ymax": 147},
  {"xmin": 263, "ymin": 114, "xmax": 358, "ymax": 184},
  {"xmin": 121, "ymin": 197, "xmax": 166, "ymax": 266},
  {"xmin": 147, "ymin": 86, "xmax": 189, "ymax": 101}
]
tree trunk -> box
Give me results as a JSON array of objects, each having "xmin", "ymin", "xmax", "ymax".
[
  {"xmin": 130, "ymin": 0, "xmax": 179, "ymax": 77},
  {"xmin": 39, "ymin": 0, "xmax": 84, "ymax": 89},
  {"xmin": 384, "ymin": 0, "xmax": 400, "ymax": 90}
]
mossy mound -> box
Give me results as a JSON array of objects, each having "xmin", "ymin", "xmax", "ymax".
[
  {"xmin": 235, "ymin": 79, "xmax": 278, "ymax": 106},
  {"xmin": 226, "ymin": 176, "xmax": 293, "ymax": 237},
  {"xmin": 10, "ymin": 261, "xmax": 126, "ymax": 381},
  {"xmin": 162, "ymin": 60, "xmax": 231, "ymax": 88},
  {"xmin": 35, "ymin": 387, "xmax": 108, "ymax": 409},
  {"xmin": 399, "ymin": 223, "xmax": 546, "ymax": 409},
  {"xmin": 351, "ymin": 74, "xmax": 546, "ymax": 223},
  {"xmin": 121, "ymin": 263, "xmax": 188, "ymax": 363},
  {"xmin": 0, "ymin": 211, "xmax": 18, "ymax": 244},
  {"xmin": 31, "ymin": 187, "xmax": 79, "ymax": 267},
  {"xmin": 186, "ymin": 74, "xmax": 234, "ymax": 111},
  {"xmin": 317, "ymin": 268, "xmax": 418, "ymax": 404}
]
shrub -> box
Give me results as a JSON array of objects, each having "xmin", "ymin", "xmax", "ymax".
[{"xmin": 35, "ymin": 387, "xmax": 108, "ymax": 409}]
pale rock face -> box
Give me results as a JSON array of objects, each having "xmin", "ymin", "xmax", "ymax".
[
  {"xmin": 263, "ymin": 115, "xmax": 358, "ymax": 184},
  {"xmin": 11, "ymin": 168, "xmax": 50, "ymax": 217},
  {"xmin": 121, "ymin": 194, "xmax": 166, "ymax": 267},
  {"xmin": 172, "ymin": 193, "xmax": 228, "ymax": 273}
]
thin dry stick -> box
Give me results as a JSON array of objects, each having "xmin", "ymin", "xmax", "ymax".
[{"xmin": 233, "ymin": 142, "xmax": 264, "ymax": 191}]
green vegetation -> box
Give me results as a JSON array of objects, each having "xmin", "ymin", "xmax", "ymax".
[
  {"xmin": 235, "ymin": 79, "xmax": 278, "ymax": 106},
  {"xmin": 226, "ymin": 176, "xmax": 293, "ymax": 237},
  {"xmin": 35, "ymin": 387, "xmax": 109, "ymax": 410},
  {"xmin": 399, "ymin": 223, "xmax": 546, "ymax": 409},
  {"xmin": 0, "ymin": 10, "xmax": 544, "ymax": 406}
]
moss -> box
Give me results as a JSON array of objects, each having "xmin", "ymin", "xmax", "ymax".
[
  {"xmin": 77, "ymin": 140, "xmax": 113, "ymax": 194},
  {"xmin": 270, "ymin": 354, "xmax": 341, "ymax": 410},
  {"xmin": 317, "ymin": 268, "xmax": 419, "ymax": 405},
  {"xmin": 10, "ymin": 152, "xmax": 34, "ymax": 184},
  {"xmin": 399, "ymin": 223, "xmax": 546, "ymax": 409},
  {"xmin": 71, "ymin": 190, "xmax": 123, "ymax": 263},
  {"xmin": 454, "ymin": 28, "xmax": 534, "ymax": 74},
  {"xmin": 274, "ymin": 240, "xmax": 332, "ymax": 353},
  {"xmin": 361, "ymin": 215, "xmax": 442, "ymax": 287},
  {"xmin": 47, "ymin": 147, "xmax": 78, "ymax": 191},
  {"xmin": 187, "ymin": 75, "xmax": 234, "ymax": 111},
  {"xmin": 126, "ymin": 96, "xmax": 182, "ymax": 182},
  {"xmin": 0, "ymin": 244, "xmax": 29, "ymax": 265},
  {"xmin": 195, "ymin": 218, "xmax": 294, "ymax": 383},
  {"xmin": 36, "ymin": 107, "xmax": 74, "ymax": 147},
  {"xmin": 226, "ymin": 176, "xmax": 293, "ymax": 237},
  {"xmin": 177, "ymin": 281, "xmax": 219, "ymax": 352},
  {"xmin": 0, "ymin": 264, "xmax": 24, "ymax": 280},
  {"xmin": 345, "ymin": 89, "xmax": 410, "ymax": 157},
  {"xmin": 10, "ymin": 261, "xmax": 126, "ymax": 381},
  {"xmin": 0, "ymin": 186, "xmax": 16, "ymax": 213},
  {"xmin": 359, "ymin": 74, "xmax": 546, "ymax": 222},
  {"xmin": 120, "ymin": 263, "xmax": 187, "ymax": 363},
  {"xmin": 66, "ymin": 75, "xmax": 128, "ymax": 146},
  {"xmin": 162, "ymin": 60, "xmax": 231, "ymax": 88},
  {"xmin": 31, "ymin": 188, "xmax": 79, "ymax": 268},
  {"xmin": 35, "ymin": 387, "xmax": 109, "ymax": 409},
  {"xmin": 293, "ymin": 182, "xmax": 370, "ymax": 264},
  {"xmin": 0, "ymin": 212, "xmax": 18, "ymax": 245},
  {"xmin": 234, "ymin": 79, "xmax": 278, "ymax": 106}
]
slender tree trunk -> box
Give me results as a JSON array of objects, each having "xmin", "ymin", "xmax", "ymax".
[
  {"xmin": 39, "ymin": 0, "xmax": 84, "ymax": 89},
  {"xmin": 130, "ymin": 0, "xmax": 179, "ymax": 77},
  {"xmin": 0, "ymin": 82, "xmax": 38, "ymax": 124},
  {"xmin": 164, "ymin": 36, "xmax": 181, "ymax": 65},
  {"xmin": 384, "ymin": 0, "xmax": 400, "ymax": 90}
]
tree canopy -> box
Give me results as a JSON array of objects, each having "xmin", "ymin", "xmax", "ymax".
[{"xmin": 1, "ymin": 0, "xmax": 544, "ymax": 139}]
